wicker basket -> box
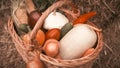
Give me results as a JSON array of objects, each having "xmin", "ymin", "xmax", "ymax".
[{"xmin": 7, "ymin": 0, "xmax": 103, "ymax": 68}]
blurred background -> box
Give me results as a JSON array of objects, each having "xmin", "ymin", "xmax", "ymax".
[{"xmin": 0, "ymin": 0, "xmax": 120, "ymax": 68}]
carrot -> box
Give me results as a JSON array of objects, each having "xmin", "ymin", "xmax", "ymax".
[{"xmin": 73, "ymin": 11, "xmax": 96, "ymax": 25}]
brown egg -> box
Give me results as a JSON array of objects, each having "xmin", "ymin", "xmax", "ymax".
[
  {"xmin": 45, "ymin": 28, "xmax": 60, "ymax": 40},
  {"xmin": 43, "ymin": 39, "xmax": 60, "ymax": 58}
]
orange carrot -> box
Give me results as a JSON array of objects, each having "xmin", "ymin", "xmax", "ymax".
[{"xmin": 73, "ymin": 11, "xmax": 96, "ymax": 25}]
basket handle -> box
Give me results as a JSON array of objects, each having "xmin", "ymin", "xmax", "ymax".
[{"xmin": 29, "ymin": 0, "xmax": 74, "ymax": 41}]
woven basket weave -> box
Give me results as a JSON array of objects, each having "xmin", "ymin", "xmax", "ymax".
[{"xmin": 7, "ymin": 0, "xmax": 103, "ymax": 68}]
